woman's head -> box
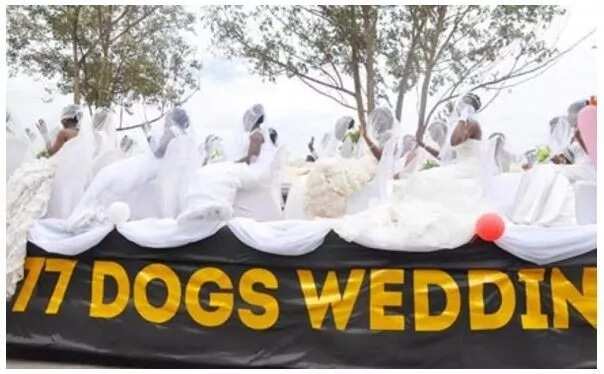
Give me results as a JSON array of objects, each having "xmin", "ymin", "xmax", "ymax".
[
  {"xmin": 567, "ymin": 99, "xmax": 589, "ymax": 127},
  {"xmin": 334, "ymin": 116, "xmax": 354, "ymax": 141},
  {"xmin": 60, "ymin": 104, "xmax": 84, "ymax": 129},
  {"xmin": 165, "ymin": 107, "xmax": 190, "ymax": 130},
  {"xmin": 204, "ymin": 134, "xmax": 221, "ymax": 151},
  {"xmin": 401, "ymin": 134, "xmax": 417, "ymax": 154},
  {"xmin": 489, "ymin": 132, "xmax": 505, "ymax": 145},
  {"xmin": 428, "ymin": 121, "xmax": 447, "ymax": 147},
  {"xmin": 455, "ymin": 93, "xmax": 481, "ymax": 119},
  {"xmin": 92, "ymin": 107, "xmax": 114, "ymax": 131},
  {"xmin": 461, "ymin": 93, "xmax": 482, "ymax": 112},
  {"xmin": 243, "ymin": 104, "xmax": 265, "ymax": 132},
  {"xmin": 269, "ymin": 128, "xmax": 278, "ymax": 145},
  {"xmin": 368, "ymin": 107, "xmax": 395, "ymax": 146}
]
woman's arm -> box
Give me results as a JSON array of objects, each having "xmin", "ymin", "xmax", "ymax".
[
  {"xmin": 416, "ymin": 139, "xmax": 440, "ymax": 158},
  {"xmin": 237, "ymin": 131, "xmax": 265, "ymax": 164},
  {"xmin": 360, "ymin": 122, "xmax": 382, "ymax": 160},
  {"xmin": 47, "ymin": 129, "xmax": 77, "ymax": 156},
  {"xmin": 148, "ymin": 127, "xmax": 175, "ymax": 158}
]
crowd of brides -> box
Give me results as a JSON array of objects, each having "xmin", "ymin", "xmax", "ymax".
[{"xmin": 6, "ymin": 93, "xmax": 597, "ymax": 298}]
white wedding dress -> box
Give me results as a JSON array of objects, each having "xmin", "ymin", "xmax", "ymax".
[
  {"xmin": 7, "ymin": 111, "xmax": 121, "ymax": 299},
  {"xmin": 118, "ymin": 128, "xmax": 286, "ymax": 248},
  {"xmin": 29, "ymin": 119, "xmax": 199, "ymax": 253},
  {"xmin": 510, "ymin": 142, "xmax": 596, "ymax": 226},
  {"xmin": 335, "ymin": 139, "xmax": 490, "ymax": 251}
]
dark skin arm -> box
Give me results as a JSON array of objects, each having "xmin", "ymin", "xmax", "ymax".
[
  {"xmin": 237, "ymin": 131, "xmax": 265, "ymax": 164},
  {"xmin": 416, "ymin": 140, "xmax": 440, "ymax": 158},
  {"xmin": 450, "ymin": 119, "xmax": 482, "ymax": 146},
  {"xmin": 360, "ymin": 121, "xmax": 383, "ymax": 160},
  {"xmin": 551, "ymin": 130, "xmax": 586, "ymax": 165},
  {"xmin": 48, "ymin": 128, "xmax": 78, "ymax": 156}
]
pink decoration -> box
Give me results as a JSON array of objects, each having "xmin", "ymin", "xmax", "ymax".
[{"xmin": 577, "ymin": 105, "xmax": 597, "ymax": 167}]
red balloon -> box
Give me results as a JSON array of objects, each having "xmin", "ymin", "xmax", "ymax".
[{"xmin": 475, "ymin": 213, "xmax": 505, "ymax": 242}]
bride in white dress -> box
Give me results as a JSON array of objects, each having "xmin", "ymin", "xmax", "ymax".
[
  {"xmin": 66, "ymin": 107, "xmax": 198, "ymax": 227},
  {"xmin": 335, "ymin": 94, "xmax": 493, "ymax": 251},
  {"xmin": 177, "ymin": 104, "xmax": 285, "ymax": 223},
  {"xmin": 288, "ymin": 109, "xmax": 402, "ymax": 219},
  {"xmin": 510, "ymin": 124, "xmax": 596, "ymax": 226},
  {"xmin": 114, "ymin": 104, "xmax": 287, "ymax": 248},
  {"xmin": 7, "ymin": 105, "xmax": 121, "ymax": 298},
  {"xmin": 284, "ymin": 115, "xmax": 368, "ymax": 219},
  {"xmin": 28, "ymin": 108, "xmax": 197, "ymax": 256}
]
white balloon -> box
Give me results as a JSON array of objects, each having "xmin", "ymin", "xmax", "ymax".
[{"xmin": 108, "ymin": 202, "xmax": 131, "ymax": 225}]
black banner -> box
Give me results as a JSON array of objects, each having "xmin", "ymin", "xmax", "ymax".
[{"xmin": 6, "ymin": 229, "xmax": 597, "ymax": 368}]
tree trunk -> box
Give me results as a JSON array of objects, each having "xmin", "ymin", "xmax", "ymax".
[
  {"xmin": 394, "ymin": 35, "xmax": 419, "ymax": 122},
  {"xmin": 349, "ymin": 7, "xmax": 367, "ymax": 129},
  {"xmin": 351, "ymin": 48, "xmax": 367, "ymax": 129},
  {"xmin": 362, "ymin": 6, "xmax": 377, "ymax": 114},
  {"xmin": 415, "ymin": 63, "xmax": 434, "ymax": 142},
  {"xmin": 71, "ymin": 7, "xmax": 81, "ymax": 104},
  {"xmin": 98, "ymin": 6, "xmax": 114, "ymax": 107}
]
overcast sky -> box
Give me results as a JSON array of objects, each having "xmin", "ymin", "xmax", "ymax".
[{"xmin": 6, "ymin": 4, "xmax": 597, "ymax": 160}]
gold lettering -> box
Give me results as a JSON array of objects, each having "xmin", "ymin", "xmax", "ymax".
[
  {"xmin": 518, "ymin": 268, "xmax": 548, "ymax": 329},
  {"xmin": 90, "ymin": 261, "xmax": 130, "ymax": 319},
  {"xmin": 44, "ymin": 259, "xmax": 77, "ymax": 314},
  {"xmin": 370, "ymin": 269, "xmax": 405, "ymax": 331},
  {"xmin": 297, "ymin": 269, "xmax": 365, "ymax": 330},
  {"xmin": 551, "ymin": 267, "xmax": 596, "ymax": 328},
  {"xmin": 12, "ymin": 257, "xmax": 45, "ymax": 312},
  {"xmin": 133, "ymin": 263, "xmax": 181, "ymax": 324},
  {"xmin": 413, "ymin": 269, "xmax": 460, "ymax": 331},
  {"xmin": 238, "ymin": 268, "xmax": 279, "ymax": 330},
  {"xmin": 468, "ymin": 270, "xmax": 516, "ymax": 330},
  {"xmin": 185, "ymin": 267, "xmax": 233, "ymax": 327}
]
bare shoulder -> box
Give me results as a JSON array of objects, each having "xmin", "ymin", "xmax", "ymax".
[
  {"xmin": 59, "ymin": 128, "xmax": 78, "ymax": 141},
  {"xmin": 467, "ymin": 119, "xmax": 482, "ymax": 140},
  {"xmin": 250, "ymin": 130, "xmax": 265, "ymax": 142}
]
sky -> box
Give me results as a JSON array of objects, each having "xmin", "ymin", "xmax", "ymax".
[{"xmin": 6, "ymin": 4, "xmax": 598, "ymax": 160}]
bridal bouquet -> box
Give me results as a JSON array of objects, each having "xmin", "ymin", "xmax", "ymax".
[{"xmin": 304, "ymin": 157, "xmax": 375, "ymax": 218}]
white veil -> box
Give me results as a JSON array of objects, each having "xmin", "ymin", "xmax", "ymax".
[
  {"xmin": 319, "ymin": 116, "xmax": 355, "ymax": 159},
  {"xmin": 45, "ymin": 105, "xmax": 95, "ymax": 219},
  {"xmin": 201, "ymin": 134, "xmax": 226, "ymax": 165},
  {"xmin": 155, "ymin": 108, "xmax": 201, "ymax": 218},
  {"xmin": 90, "ymin": 107, "xmax": 121, "ymax": 176},
  {"xmin": 237, "ymin": 104, "xmax": 266, "ymax": 159},
  {"xmin": 438, "ymin": 95, "xmax": 479, "ymax": 164},
  {"xmin": 549, "ymin": 116, "xmax": 573, "ymax": 155},
  {"xmin": 6, "ymin": 111, "xmax": 35, "ymax": 181}
]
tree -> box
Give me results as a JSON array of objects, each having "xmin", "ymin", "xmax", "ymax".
[
  {"xmin": 388, "ymin": 6, "xmax": 566, "ymax": 142},
  {"xmin": 7, "ymin": 5, "xmax": 202, "ymax": 120},
  {"xmin": 202, "ymin": 5, "xmax": 387, "ymax": 129},
  {"xmin": 204, "ymin": 5, "xmax": 571, "ymax": 142}
]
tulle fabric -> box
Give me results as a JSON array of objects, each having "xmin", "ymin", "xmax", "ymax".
[
  {"xmin": 335, "ymin": 140, "xmax": 489, "ymax": 251},
  {"xmin": 6, "ymin": 158, "xmax": 57, "ymax": 299},
  {"xmin": 6, "ymin": 107, "xmax": 103, "ymax": 299}
]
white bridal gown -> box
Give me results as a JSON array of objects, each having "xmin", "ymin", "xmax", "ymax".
[
  {"xmin": 7, "ymin": 113, "xmax": 121, "ymax": 299},
  {"xmin": 335, "ymin": 139, "xmax": 491, "ymax": 251},
  {"xmin": 118, "ymin": 128, "xmax": 287, "ymax": 248},
  {"xmin": 510, "ymin": 142, "xmax": 596, "ymax": 226},
  {"xmin": 28, "ymin": 119, "xmax": 197, "ymax": 255}
]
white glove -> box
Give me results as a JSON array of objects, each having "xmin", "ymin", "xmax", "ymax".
[
  {"xmin": 35, "ymin": 119, "xmax": 51, "ymax": 148},
  {"xmin": 25, "ymin": 128, "xmax": 37, "ymax": 142},
  {"xmin": 35, "ymin": 119, "xmax": 49, "ymax": 138}
]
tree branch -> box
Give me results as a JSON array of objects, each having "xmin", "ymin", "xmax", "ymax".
[{"xmin": 297, "ymin": 76, "xmax": 357, "ymax": 110}]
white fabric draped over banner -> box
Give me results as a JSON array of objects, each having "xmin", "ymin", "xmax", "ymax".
[
  {"xmin": 227, "ymin": 217, "xmax": 333, "ymax": 256},
  {"xmin": 28, "ymin": 213, "xmax": 596, "ymax": 264}
]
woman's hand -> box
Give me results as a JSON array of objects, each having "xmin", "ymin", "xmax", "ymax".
[
  {"xmin": 35, "ymin": 119, "xmax": 49, "ymax": 137},
  {"xmin": 35, "ymin": 119, "xmax": 52, "ymax": 150}
]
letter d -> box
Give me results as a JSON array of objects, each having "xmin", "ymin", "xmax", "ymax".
[{"xmin": 90, "ymin": 261, "xmax": 130, "ymax": 319}]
